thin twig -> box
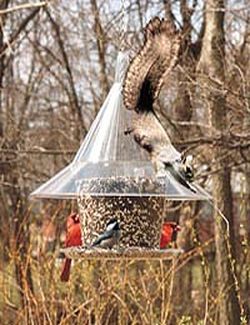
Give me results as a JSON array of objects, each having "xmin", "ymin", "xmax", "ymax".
[{"xmin": 0, "ymin": 1, "xmax": 47, "ymax": 15}]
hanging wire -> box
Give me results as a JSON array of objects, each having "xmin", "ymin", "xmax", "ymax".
[{"xmin": 207, "ymin": 199, "xmax": 229, "ymax": 233}]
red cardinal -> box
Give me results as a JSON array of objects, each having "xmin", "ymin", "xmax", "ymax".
[
  {"xmin": 160, "ymin": 222, "xmax": 181, "ymax": 249},
  {"xmin": 60, "ymin": 213, "xmax": 82, "ymax": 282}
]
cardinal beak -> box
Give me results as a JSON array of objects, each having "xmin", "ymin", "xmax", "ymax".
[
  {"xmin": 72, "ymin": 214, "xmax": 80, "ymax": 223},
  {"xmin": 176, "ymin": 225, "xmax": 181, "ymax": 231}
]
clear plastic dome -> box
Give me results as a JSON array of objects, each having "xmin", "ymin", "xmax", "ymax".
[{"xmin": 30, "ymin": 51, "xmax": 210, "ymax": 200}]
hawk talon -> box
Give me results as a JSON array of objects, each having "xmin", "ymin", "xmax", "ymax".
[{"xmin": 124, "ymin": 127, "xmax": 134, "ymax": 135}]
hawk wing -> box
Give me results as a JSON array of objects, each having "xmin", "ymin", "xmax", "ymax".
[{"xmin": 123, "ymin": 17, "xmax": 181, "ymax": 162}]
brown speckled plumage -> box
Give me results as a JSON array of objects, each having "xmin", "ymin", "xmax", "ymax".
[{"xmin": 123, "ymin": 17, "xmax": 182, "ymax": 168}]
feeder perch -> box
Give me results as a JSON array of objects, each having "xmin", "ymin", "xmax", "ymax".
[
  {"xmin": 30, "ymin": 50, "xmax": 210, "ymax": 260},
  {"xmin": 62, "ymin": 247, "xmax": 183, "ymax": 261}
]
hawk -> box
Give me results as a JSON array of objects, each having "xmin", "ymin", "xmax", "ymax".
[{"xmin": 123, "ymin": 17, "xmax": 195, "ymax": 192}]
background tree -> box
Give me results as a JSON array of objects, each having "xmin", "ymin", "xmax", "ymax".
[
  {"xmin": 197, "ymin": 0, "xmax": 241, "ymax": 323},
  {"xmin": 0, "ymin": 1, "xmax": 249, "ymax": 323}
]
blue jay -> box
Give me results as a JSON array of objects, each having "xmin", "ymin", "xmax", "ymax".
[{"xmin": 91, "ymin": 219, "xmax": 121, "ymax": 249}]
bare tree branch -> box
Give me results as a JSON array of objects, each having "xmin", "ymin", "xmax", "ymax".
[
  {"xmin": 90, "ymin": 0, "xmax": 109, "ymax": 98},
  {"xmin": 0, "ymin": 1, "xmax": 47, "ymax": 15},
  {"xmin": 0, "ymin": 7, "xmax": 41, "ymax": 57},
  {"xmin": 45, "ymin": 8, "xmax": 86, "ymax": 135}
]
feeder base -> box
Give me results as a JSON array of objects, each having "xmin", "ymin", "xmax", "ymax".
[{"xmin": 61, "ymin": 246, "xmax": 183, "ymax": 260}]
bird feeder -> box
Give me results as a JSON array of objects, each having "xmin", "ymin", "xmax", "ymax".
[{"xmin": 30, "ymin": 49, "xmax": 210, "ymax": 260}]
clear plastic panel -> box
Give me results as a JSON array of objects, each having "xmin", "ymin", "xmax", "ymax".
[{"xmin": 29, "ymin": 51, "xmax": 211, "ymax": 200}]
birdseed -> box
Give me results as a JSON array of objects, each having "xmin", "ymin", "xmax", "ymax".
[{"xmin": 77, "ymin": 176, "xmax": 165, "ymax": 249}]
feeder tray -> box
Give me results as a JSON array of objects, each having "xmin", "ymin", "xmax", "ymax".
[{"xmin": 61, "ymin": 246, "xmax": 183, "ymax": 260}]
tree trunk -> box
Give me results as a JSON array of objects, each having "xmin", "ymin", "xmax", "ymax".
[
  {"xmin": 12, "ymin": 190, "xmax": 34, "ymax": 309},
  {"xmin": 197, "ymin": 0, "xmax": 241, "ymax": 324},
  {"xmin": 0, "ymin": 0, "xmax": 10, "ymax": 136},
  {"xmin": 0, "ymin": 2, "xmax": 37, "ymax": 308}
]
